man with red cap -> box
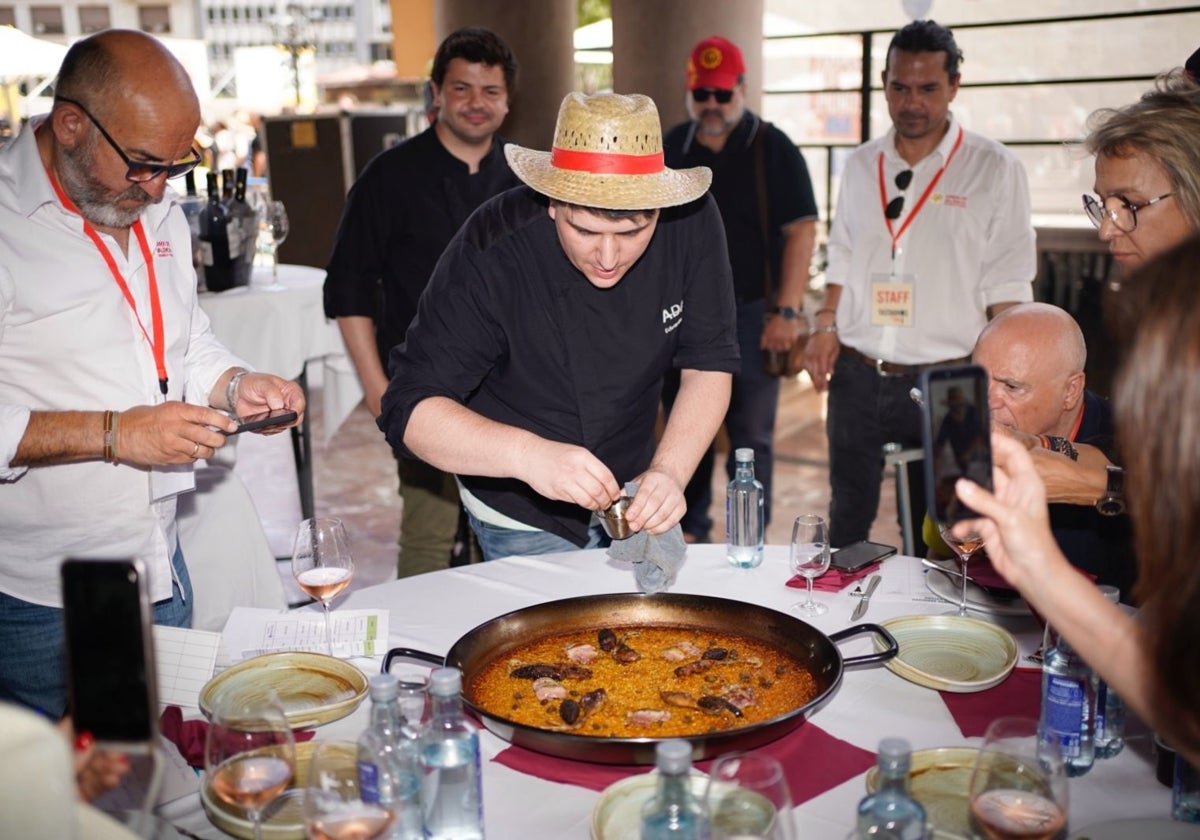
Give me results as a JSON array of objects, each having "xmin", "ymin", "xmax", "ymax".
[{"xmin": 662, "ymin": 35, "xmax": 819, "ymax": 542}]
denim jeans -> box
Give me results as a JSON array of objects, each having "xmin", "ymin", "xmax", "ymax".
[
  {"xmin": 467, "ymin": 511, "xmax": 609, "ymax": 562},
  {"xmin": 826, "ymin": 351, "xmax": 928, "ymax": 553},
  {"xmin": 663, "ymin": 298, "xmax": 781, "ymax": 540},
  {"xmin": 0, "ymin": 541, "xmax": 193, "ymax": 718}
]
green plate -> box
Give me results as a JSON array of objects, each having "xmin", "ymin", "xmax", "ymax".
[{"xmin": 866, "ymin": 746, "xmax": 979, "ymax": 840}]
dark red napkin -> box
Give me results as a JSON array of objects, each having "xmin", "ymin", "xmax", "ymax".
[
  {"xmin": 787, "ymin": 562, "xmax": 880, "ymax": 593},
  {"xmin": 160, "ymin": 705, "xmax": 315, "ymax": 769},
  {"xmin": 938, "ymin": 669, "xmax": 1042, "ymax": 738},
  {"xmin": 963, "ymin": 554, "xmax": 1018, "ymax": 597},
  {"xmin": 492, "ymin": 720, "xmax": 877, "ymax": 804}
]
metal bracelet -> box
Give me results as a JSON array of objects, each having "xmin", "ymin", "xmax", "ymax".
[
  {"xmin": 813, "ymin": 324, "xmax": 839, "ymax": 334},
  {"xmin": 225, "ymin": 369, "xmax": 249, "ymax": 413}
]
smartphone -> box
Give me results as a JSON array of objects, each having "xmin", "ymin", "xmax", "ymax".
[
  {"xmin": 61, "ymin": 559, "xmax": 158, "ymax": 750},
  {"xmin": 222, "ymin": 406, "xmax": 298, "ymax": 435},
  {"xmin": 830, "ymin": 540, "xmax": 897, "ymax": 572},
  {"xmin": 919, "ymin": 364, "xmax": 994, "ymax": 528}
]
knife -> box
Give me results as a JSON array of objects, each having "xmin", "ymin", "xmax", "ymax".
[{"xmin": 851, "ymin": 574, "xmax": 882, "ymax": 621}]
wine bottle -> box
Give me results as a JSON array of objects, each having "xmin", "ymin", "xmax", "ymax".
[
  {"xmin": 725, "ymin": 448, "xmax": 764, "ymax": 569},
  {"xmin": 180, "ymin": 170, "xmax": 206, "ymax": 288},
  {"xmin": 419, "ymin": 668, "xmax": 483, "ymax": 840},
  {"xmin": 228, "ymin": 168, "xmax": 256, "ymax": 287},
  {"xmin": 199, "ymin": 171, "xmax": 235, "ymax": 292},
  {"xmin": 219, "ymin": 168, "xmax": 244, "ymax": 269}
]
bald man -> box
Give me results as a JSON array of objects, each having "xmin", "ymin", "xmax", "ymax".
[
  {"xmin": 972, "ymin": 303, "xmax": 1134, "ymax": 597},
  {"xmin": 0, "ymin": 30, "xmax": 305, "ymax": 715}
]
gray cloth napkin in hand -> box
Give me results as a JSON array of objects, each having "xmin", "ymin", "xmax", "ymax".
[{"xmin": 605, "ymin": 482, "xmax": 686, "ymax": 593}]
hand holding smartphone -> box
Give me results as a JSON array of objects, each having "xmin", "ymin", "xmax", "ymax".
[{"xmin": 919, "ymin": 364, "xmax": 994, "ymax": 528}]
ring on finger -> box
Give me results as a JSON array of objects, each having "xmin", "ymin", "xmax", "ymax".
[{"xmin": 191, "ymin": 441, "xmax": 200, "ymax": 458}]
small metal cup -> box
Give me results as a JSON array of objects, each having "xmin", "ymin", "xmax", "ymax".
[{"xmin": 597, "ymin": 496, "xmax": 634, "ymax": 540}]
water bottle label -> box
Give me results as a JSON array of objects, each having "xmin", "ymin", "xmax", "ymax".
[
  {"xmin": 1044, "ymin": 674, "xmax": 1085, "ymax": 756},
  {"xmin": 357, "ymin": 759, "xmax": 382, "ymax": 804}
]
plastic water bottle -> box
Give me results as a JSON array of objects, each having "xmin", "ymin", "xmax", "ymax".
[
  {"xmin": 419, "ymin": 667, "xmax": 484, "ymax": 839},
  {"xmin": 725, "ymin": 448, "xmax": 764, "ymax": 569},
  {"xmin": 357, "ymin": 674, "xmax": 422, "ymax": 839},
  {"xmin": 1093, "ymin": 586, "xmax": 1126, "ymax": 759},
  {"xmin": 1039, "ymin": 624, "xmax": 1096, "ymax": 777},
  {"xmin": 854, "ymin": 737, "xmax": 928, "ymax": 839},
  {"xmin": 640, "ymin": 739, "xmax": 710, "ymax": 839}
]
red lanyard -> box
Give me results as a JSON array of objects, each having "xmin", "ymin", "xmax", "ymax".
[
  {"xmin": 878, "ymin": 125, "xmax": 964, "ymax": 259},
  {"xmin": 46, "ymin": 169, "xmax": 169, "ymax": 395}
]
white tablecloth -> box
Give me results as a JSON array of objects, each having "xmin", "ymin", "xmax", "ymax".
[
  {"xmin": 198, "ymin": 265, "xmax": 363, "ymax": 443},
  {"xmin": 166, "ymin": 547, "xmax": 1171, "ymax": 838}
]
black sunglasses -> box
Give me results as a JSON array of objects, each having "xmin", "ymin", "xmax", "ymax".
[
  {"xmin": 56, "ymin": 96, "xmax": 202, "ymax": 183},
  {"xmin": 692, "ymin": 88, "xmax": 735, "ymax": 105},
  {"xmin": 885, "ymin": 169, "xmax": 914, "ymax": 221}
]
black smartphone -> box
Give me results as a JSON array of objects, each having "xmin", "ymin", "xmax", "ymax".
[
  {"xmin": 61, "ymin": 559, "xmax": 158, "ymax": 750},
  {"xmin": 830, "ymin": 540, "xmax": 897, "ymax": 572},
  {"xmin": 920, "ymin": 364, "xmax": 994, "ymax": 528},
  {"xmin": 222, "ymin": 407, "xmax": 298, "ymax": 435}
]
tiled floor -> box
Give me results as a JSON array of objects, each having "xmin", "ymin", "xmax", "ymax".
[{"xmin": 246, "ymin": 375, "xmax": 902, "ymax": 596}]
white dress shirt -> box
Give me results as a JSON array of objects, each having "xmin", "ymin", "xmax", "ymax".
[
  {"xmin": 0, "ymin": 121, "xmax": 249, "ymax": 607},
  {"xmin": 826, "ymin": 114, "xmax": 1035, "ymax": 364}
]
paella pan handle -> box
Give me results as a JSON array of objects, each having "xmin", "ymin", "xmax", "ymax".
[
  {"xmin": 381, "ymin": 646, "xmax": 445, "ymax": 674},
  {"xmin": 827, "ymin": 623, "xmax": 899, "ymax": 667}
]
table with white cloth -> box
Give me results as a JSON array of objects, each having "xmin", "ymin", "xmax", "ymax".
[
  {"xmin": 197, "ymin": 264, "xmax": 364, "ymax": 522},
  {"xmin": 166, "ymin": 546, "xmax": 1172, "ymax": 838}
]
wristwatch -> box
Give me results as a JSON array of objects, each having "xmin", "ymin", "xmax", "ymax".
[
  {"xmin": 772, "ymin": 306, "xmax": 799, "ymax": 320},
  {"xmin": 1095, "ymin": 465, "xmax": 1125, "ymax": 516}
]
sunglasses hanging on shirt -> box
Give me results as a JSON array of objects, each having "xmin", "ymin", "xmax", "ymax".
[
  {"xmin": 885, "ymin": 169, "xmax": 914, "ymax": 221},
  {"xmin": 692, "ymin": 88, "xmax": 735, "ymax": 104}
]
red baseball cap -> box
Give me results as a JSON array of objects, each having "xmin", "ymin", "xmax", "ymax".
[{"xmin": 686, "ymin": 36, "xmax": 745, "ymax": 91}]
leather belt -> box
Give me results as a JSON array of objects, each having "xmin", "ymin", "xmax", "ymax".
[{"xmin": 841, "ymin": 344, "xmax": 970, "ymax": 377}]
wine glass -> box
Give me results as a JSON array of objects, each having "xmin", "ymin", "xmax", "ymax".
[
  {"xmin": 789, "ymin": 514, "xmax": 831, "ymax": 615},
  {"xmin": 939, "ymin": 524, "xmax": 984, "ymax": 616},
  {"xmin": 205, "ymin": 693, "xmax": 296, "ymax": 840},
  {"xmin": 968, "ymin": 716, "xmax": 1068, "ymax": 840},
  {"xmin": 256, "ymin": 199, "xmax": 289, "ymax": 281},
  {"xmin": 706, "ymin": 752, "xmax": 796, "ymax": 840},
  {"xmin": 291, "ymin": 517, "xmax": 355, "ymax": 657},
  {"xmin": 304, "ymin": 740, "xmax": 395, "ymax": 840}
]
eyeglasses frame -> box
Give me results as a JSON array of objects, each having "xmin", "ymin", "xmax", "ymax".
[
  {"xmin": 1082, "ymin": 192, "xmax": 1175, "ymax": 233},
  {"xmin": 885, "ymin": 169, "xmax": 914, "ymax": 221},
  {"xmin": 691, "ymin": 87, "xmax": 735, "ymax": 105},
  {"xmin": 55, "ymin": 96, "xmax": 202, "ymax": 183}
]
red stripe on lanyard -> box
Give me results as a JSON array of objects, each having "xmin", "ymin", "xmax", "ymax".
[
  {"xmin": 46, "ymin": 168, "xmax": 169, "ymax": 395},
  {"xmin": 550, "ymin": 146, "xmax": 665, "ymax": 175},
  {"xmin": 878, "ymin": 125, "xmax": 964, "ymax": 258}
]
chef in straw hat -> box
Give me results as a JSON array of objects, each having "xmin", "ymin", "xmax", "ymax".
[{"xmin": 378, "ymin": 91, "xmax": 740, "ymax": 561}]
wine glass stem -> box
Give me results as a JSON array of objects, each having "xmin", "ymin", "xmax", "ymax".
[
  {"xmin": 806, "ymin": 574, "xmax": 816, "ymax": 607},
  {"xmin": 321, "ymin": 600, "xmax": 333, "ymax": 656},
  {"xmin": 958, "ymin": 553, "xmax": 970, "ymax": 615},
  {"xmin": 248, "ymin": 807, "xmax": 263, "ymax": 840}
]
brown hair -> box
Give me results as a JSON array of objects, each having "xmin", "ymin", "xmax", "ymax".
[{"xmin": 1111, "ymin": 232, "xmax": 1200, "ymax": 724}]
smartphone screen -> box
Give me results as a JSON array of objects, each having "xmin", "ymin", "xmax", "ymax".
[
  {"xmin": 61, "ymin": 559, "xmax": 157, "ymax": 748},
  {"xmin": 920, "ymin": 364, "xmax": 994, "ymax": 528},
  {"xmin": 830, "ymin": 540, "xmax": 897, "ymax": 572},
  {"xmin": 223, "ymin": 407, "xmax": 298, "ymax": 435}
]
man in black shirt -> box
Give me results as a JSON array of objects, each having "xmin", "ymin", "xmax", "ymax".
[
  {"xmin": 661, "ymin": 36, "xmax": 819, "ymax": 541},
  {"xmin": 323, "ymin": 29, "xmax": 520, "ymax": 576},
  {"xmin": 379, "ymin": 92, "xmax": 739, "ymax": 561}
]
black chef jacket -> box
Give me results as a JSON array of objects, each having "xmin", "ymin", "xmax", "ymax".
[
  {"xmin": 379, "ymin": 186, "xmax": 740, "ymax": 545},
  {"xmin": 323, "ymin": 126, "xmax": 520, "ymax": 361}
]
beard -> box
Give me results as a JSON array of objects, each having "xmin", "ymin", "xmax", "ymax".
[{"xmin": 59, "ymin": 133, "xmax": 157, "ymax": 229}]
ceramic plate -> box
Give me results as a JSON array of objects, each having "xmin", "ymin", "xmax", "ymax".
[
  {"xmin": 924, "ymin": 565, "xmax": 1030, "ymax": 616},
  {"xmin": 1070, "ymin": 819, "xmax": 1200, "ymax": 839},
  {"xmin": 199, "ymin": 652, "xmax": 369, "ymax": 730},
  {"xmin": 865, "ymin": 746, "xmax": 978, "ymax": 840},
  {"xmin": 201, "ymin": 741, "xmax": 319, "ymax": 840},
  {"xmin": 591, "ymin": 771, "xmax": 709, "ymax": 840},
  {"xmin": 875, "ymin": 615, "xmax": 1018, "ymax": 693}
]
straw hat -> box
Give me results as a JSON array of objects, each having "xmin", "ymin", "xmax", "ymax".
[{"xmin": 504, "ymin": 92, "xmax": 711, "ymax": 210}]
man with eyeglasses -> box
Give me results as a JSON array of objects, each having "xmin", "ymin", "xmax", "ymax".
[
  {"xmin": 804, "ymin": 20, "xmax": 1035, "ymax": 551},
  {"xmin": 0, "ymin": 30, "xmax": 305, "ymax": 716},
  {"xmin": 660, "ymin": 35, "xmax": 818, "ymax": 542}
]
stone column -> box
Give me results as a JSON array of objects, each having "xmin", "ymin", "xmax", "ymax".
[
  {"xmin": 611, "ymin": 0, "xmax": 764, "ymax": 132},
  {"xmin": 435, "ymin": 0, "xmax": 576, "ymax": 148}
]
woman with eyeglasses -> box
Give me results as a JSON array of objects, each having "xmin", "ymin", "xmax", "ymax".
[{"xmin": 1083, "ymin": 69, "xmax": 1200, "ymax": 273}]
